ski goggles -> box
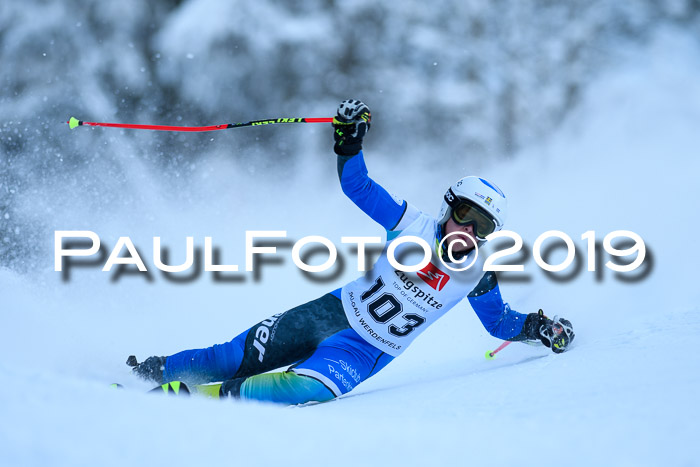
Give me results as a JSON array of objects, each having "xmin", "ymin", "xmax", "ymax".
[{"xmin": 451, "ymin": 200, "xmax": 498, "ymax": 240}]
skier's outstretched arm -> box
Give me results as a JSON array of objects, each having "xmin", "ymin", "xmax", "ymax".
[
  {"xmin": 468, "ymin": 271, "xmax": 575, "ymax": 352},
  {"xmin": 467, "ymin": 271, "xmax": 528, "ymax": 340},
  {"xmin": 333, "ymin": 100, "xmax": 420, "ymax": 231}
]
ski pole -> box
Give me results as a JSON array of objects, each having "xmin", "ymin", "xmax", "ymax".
[
  {"xmin": 66, "ymin": 116, "xmax": 334, "ymax": 132},
  {"xmin": 485, "ymin": 340, "xmax": 512, "ymax": 360}
]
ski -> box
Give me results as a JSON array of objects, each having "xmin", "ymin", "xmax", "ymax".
[
  {"xmin": 110, "ymin": 381, "xmax": 222, "ymax": 399},
  {"xmin": 149, "ymin": 381, "xmax": 190, "ymax": 396}
]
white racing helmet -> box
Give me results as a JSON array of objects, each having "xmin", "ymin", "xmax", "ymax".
[{"xmin": 437, "ymin": 176, "xmax": 508, "ymax": 241}]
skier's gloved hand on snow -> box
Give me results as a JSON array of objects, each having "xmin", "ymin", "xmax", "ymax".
[
  {"xmin": 518, "ymin": 309, "xmax": 575, "ymax": 353},
  {"xmin": 333, "ymin": 99, "xmax": 371, "ymax": 156},
  {"xmin": 127, "ymin": 355, "xmax": 166, "ymax": 384}
]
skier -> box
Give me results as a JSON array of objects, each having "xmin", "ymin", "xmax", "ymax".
[{"xmin": 131, "ymin": 99, "xmax": 575, "ymax": 404}]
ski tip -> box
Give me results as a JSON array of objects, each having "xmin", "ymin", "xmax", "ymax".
[
  {"xmin": 485, "ymin": 350, "xmax": 495, "ymax": 360},
  {"xmin": 149, "ymin": 381, "xmax": 191, "ymax": 396},
  {"xmin": 68, "ymin": 117, "xmax": 81, "ymax": 129},
  {"xmin": 109, "ymin": 383, "xmax": 125, "ymax": 389}
]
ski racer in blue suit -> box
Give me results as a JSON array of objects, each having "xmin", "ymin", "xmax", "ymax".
[{"xmin": 131, "ymin": 100, "xmax": 575, "ymax": 404}]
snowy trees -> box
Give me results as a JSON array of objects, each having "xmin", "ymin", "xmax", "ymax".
[{"xmin": 0, "ymin": 0, "xmax": 698, "ymax": 270}]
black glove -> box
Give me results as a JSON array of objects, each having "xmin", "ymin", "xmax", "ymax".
[
  {"xmin": 127, "ymin": 355, "xmax": 166, "ymax": 384},
  {"xmin": 519, "ymin": 309, "xmax": 575, "ymax": 353},
  {"xmin": 333, "ymin": 99, "xmax": 371, "ymax": 156}
]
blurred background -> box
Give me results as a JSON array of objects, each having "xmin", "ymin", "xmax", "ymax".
[{"xmin": 2, "ymin": 0, "xmax": 699, "ymax": 271}]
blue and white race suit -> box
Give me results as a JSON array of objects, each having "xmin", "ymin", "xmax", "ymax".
[{"xmin": 163, "ymin": 151, "xmax": 528, "ymax": 404}]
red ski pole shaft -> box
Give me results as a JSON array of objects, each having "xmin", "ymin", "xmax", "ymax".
[
  {"xmin": 485, "ymin": 341, "xmax": 512, "ymax": 360},
  {"xmin": 66, "ymin": 116, "xmax": 334, "ymax": 132}
]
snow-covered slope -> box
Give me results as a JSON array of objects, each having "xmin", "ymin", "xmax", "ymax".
[{"xmin": 1, "ymin": 29, "xmax": 699, "ymax": 466}]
